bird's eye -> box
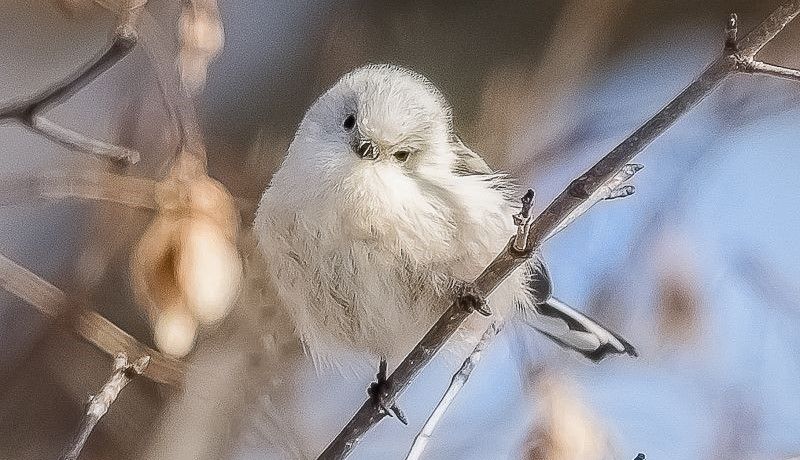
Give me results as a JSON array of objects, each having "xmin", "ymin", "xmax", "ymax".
[
  {"xmin": 343, "ymin": 114, "xmax": 356, "ymax": 131},
  {"xmin": 393, "ymin": 150, "xmax": 410, "ymax": 162}
]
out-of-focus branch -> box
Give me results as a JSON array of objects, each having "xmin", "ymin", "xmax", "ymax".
[
  {"xmin": 137, "ymin": 9, "xmax": 208, "ymax": 164},
  {"xmin": 0, "ymin": 26, "xmax": 141, "ymax": 164},
  {"xmin": 58, "ymin": 352, "xmax": 150, "ymax": 460},
  {"xmin": 404, "ymin": 322, "xmax": 502, "ymax": 460},
  {"xmin": 318, "ymin": 3, "xmax": 800, "ymax": 458},
  {"xmin": 29, "ymin": 116, "xmax": 140, "ymax": 163},
  {"xmin": 0, "ymin": 170, "xmax": 157, "ymax": 209},
  {"xmin": 0, "ymin": 252, "xmax": 185, "ymax": 386}
]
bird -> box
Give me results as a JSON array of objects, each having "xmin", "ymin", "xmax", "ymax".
[{"xmin": 254, "ymin": 64, "xmax": 636, "ymax": 370}]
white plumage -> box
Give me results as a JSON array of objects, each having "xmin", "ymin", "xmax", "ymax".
[{"xmin": 255, "ymin": 64, "xmax": 635, "ymax": 367}]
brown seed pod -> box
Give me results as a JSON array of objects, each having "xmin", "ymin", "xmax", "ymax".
[{"xmin": 132, "ymin": 164, "xmax": 242, "ymax": 357}]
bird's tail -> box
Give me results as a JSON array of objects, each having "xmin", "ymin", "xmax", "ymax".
[{"xmin": 523, "ymin": 297, "xmax": 638, "ymax": 362}]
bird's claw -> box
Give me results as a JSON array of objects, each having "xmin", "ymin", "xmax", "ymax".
[
  {"xmin": 456, "ymin": 280, "xmax": 491, "ymax": 316},
  {"xmin": 368, "ymin": 358, "xmax": 407, "ymax": 425}
]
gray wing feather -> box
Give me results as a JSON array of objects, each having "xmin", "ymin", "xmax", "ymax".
[{"xmin": 450, "ymin": 135, "xmax": 493, "ymax": 175}]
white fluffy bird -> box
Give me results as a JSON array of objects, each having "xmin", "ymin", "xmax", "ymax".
[{"xmin": 255, "ymin": 64, "xmax": 636, "ymax": 368}]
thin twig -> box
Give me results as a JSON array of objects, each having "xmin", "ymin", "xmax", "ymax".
[
  {"xmin": 0, "ymin": 26, "xmax": 141, "ymax": 164},
  {"xmin": 404, "ymin": 322, "xmax": 502, "ymax": 460},
  {"xmin": 0, "ymin": 251, "xmax": 185, "ymax": 386},
  {"xmin": 58, "ymin": 352, "xmax": 150, "ymax": 460},
  {"xmin": 29, "ymin": 116, "xmax": 140, "ymax": 164},
  {"xmin": 545, "ymin": 163, "xmax": 643, "ymax": 241},
  {"xmin": 738, "ymin": 59, "xmax": 800, "ymax": 81},
  {"xmin": 318, "ymin": 4, "xmax": 800, "ymax": 458},
  {"xmin": 137, "ymin": 10, "xmax": 208, "ymax": 165},
  {"xmin": 0, "ymin": 170, "xmax": 158, "ymax": 209},
  {"xmin": 512, "ymin": 190, "xmax": 534, "ymax": 252}
]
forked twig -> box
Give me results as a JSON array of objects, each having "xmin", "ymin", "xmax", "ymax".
[
  {"xmin": 58, "ymin": 353, "xmax": 150, "ymax": 460},
  {"xmin": 0, "ymin": 26, "xmax": 141, "ymax": 164},
  {"xmin": 545, "ymin": 163, "xmax": 643, "ymax": 241}
]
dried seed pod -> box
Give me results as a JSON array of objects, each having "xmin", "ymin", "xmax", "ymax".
[
  {"xmin": 523, "ymin": 372, "xmax": 614, "ymax": 460},
  {"xmin": 178, "ymin": 215, "xmax": 242, "ymax": 324},
  {"xmin": 154, "ymin": 309, "xmax": 199, "ymax": 358},
  {"xmin": 656, "ymin": 273, "xmax": 700, "ymax": 344},
  {"xmin": 132, "ymin": 164, "xmax": 242, "ymax": 357}
]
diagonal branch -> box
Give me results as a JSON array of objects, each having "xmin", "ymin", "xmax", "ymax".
[
  {"xmin": 28, "ymin": 116, "xmax": 140, "ymax": 164},
  {"xmin": 0, "ymin": 26, "xmax": 141, "ymax": 164},
  {"xmin": 403, "ymin": 166, "xmax": 640, "ymax": 459},
  {"xmin": 318, "ymin": 3, "xmax": 800, "ymax": 458},
  {"xmin": 137, "ymin": 10, "xmax": 208, "ymax": 164},
  {"xmin": 58, "ymin": 352, "xmax": 150, "ymax": 460},
  {"xmin": 0, "ymin": 251, "xmax": 185, "ymax": 386}
]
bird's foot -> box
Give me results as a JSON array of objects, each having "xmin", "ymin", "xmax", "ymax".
[
  {"xmin": 455, "ymin": 280, "xmax": 491, "ymax": 316},
  {"xmin": 368, "ymin": 357, "xmax": 407, "ymax": 425}
]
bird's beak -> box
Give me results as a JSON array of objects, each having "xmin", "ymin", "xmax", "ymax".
[{"xmin": 355, "ymin": 139, "xmax": 378, "ymax": 160}]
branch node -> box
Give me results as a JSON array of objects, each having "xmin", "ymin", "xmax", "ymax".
[
  {"xmin": 567, "ymin": 176, "xmax": 593, "ymax": 199},
  {"xmin": 725, "ymin": 13, "xmax": 739, "ymax": 51},
  {"xmin": 112, "ymin": 352, "xmax": 127, "ymax": 371},
  {"xmin": 512, "ymin": 189, "xmax": 535, "ymax": 253},
  {"xmin": 129, "ymin": 355, "xmax": 151, "ymax": 376},
  {"xmin": 115, "ymin": 24, "xmax": 139, "ymax": 45},
  {"xmin": 619, "ymin": 163, "xmax": 645, "ymax": 179},
  {"xmin": 607, "ymin": 185, "xmax": 636, "ymax": 200}
]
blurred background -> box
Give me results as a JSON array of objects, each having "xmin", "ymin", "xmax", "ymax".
[{"xmin": 1, "ymin": 0, "xmax": 800, "ymax": 459}]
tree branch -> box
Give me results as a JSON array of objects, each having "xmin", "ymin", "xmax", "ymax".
[
  {"xmin": 738, "ymin": 59, "xmax": 800, "ymax": 81},
  {"xmin": 0, "ymin": 251, "xmax": 185, "ymax": 386},
  {"xmin": 137, "ymin": 10, "xmax": 208, "ymax": 163},
  {"xmin": 28, "ymin": 116, "xmax": 140, "ymax": 164},
  {"xmin": 404, "ymin": 322, "xmax": 502, "ymax": 460},
  {"xmin": 0, "ymin": 26, "xmax": 141, "ymax": 164},
  {"xmin": 317, "ymin": 3, "xmax": 800, "ymax": 458},
  {"xmin": 404, "ymin": 165, "xmax": 641, "ymax": 459},
  {"xmin": 0, "ymin": 170, "xmax": 158, "ymax": 209},
  {"xmin": 545, "ymin": 163, "xmax": 643, "ymax": 241},
  {"xmin": 58, "ymin": 352, "xmax": 150, "ymax": 460}
]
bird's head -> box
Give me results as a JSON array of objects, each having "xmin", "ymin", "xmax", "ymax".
[
  {"xmin": 272, "ymin": 65, "xmax": 461, "ymax": 245},
  {"xmin": 288, "ymin": 64, "xmax": 455, "ymax": 175}
]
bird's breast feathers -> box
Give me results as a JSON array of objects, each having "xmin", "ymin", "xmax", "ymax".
[{"xmin": 256, "ymin": 158, "xmax": 521, "ymax": 363}]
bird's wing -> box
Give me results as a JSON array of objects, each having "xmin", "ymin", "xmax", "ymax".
[{"xmin": 450, "ymin": 135, "xmax": 494, "ymax": 175}]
